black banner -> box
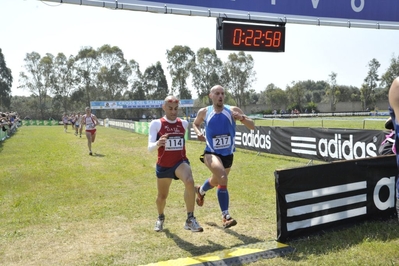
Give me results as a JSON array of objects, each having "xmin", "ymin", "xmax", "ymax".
[
  {"xmin": 275, "ymin": 155, "xmax": 398, "ymax": 242},
  {"xmin": 189, "ymin": 126, "xmax": 387, "ymax": 162}
]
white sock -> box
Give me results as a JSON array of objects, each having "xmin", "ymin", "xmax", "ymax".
[{"xmin": 222, "ymin": 211, "xmax": 230, "ymax": 219}]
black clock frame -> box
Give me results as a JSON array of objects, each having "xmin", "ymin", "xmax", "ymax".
[{"xmin": 216, "ymin": 18, "xmax": 286, "ymax": 52}]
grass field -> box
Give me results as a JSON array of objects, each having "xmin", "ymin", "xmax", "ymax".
[{"xmin": 1, "ymin": 122, "xmax": 398, "ymax": 266}]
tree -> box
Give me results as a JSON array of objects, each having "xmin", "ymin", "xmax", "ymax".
[
  {"xmin": 142, "ymin": 61, "xmax": 168, "ymax": 100},
  {"xmin": 312, "ymin": 91, "xmax": 323, "ymax": 103},
  {"xmin": 52, "ymin": 53, "xmax": 77, "ymax": 113},
  {"xmin": 191, "ymin": 48, "xmax": 223, "ymax": 104},
  {"xmin": 75, "ymin": 47, "xmax": 99, "ymax": 107},
  {"xmin": 325, "ymin": 72, "xmax": 340, "ymax": 112},
  {"xmin": 348, "ymin": 86, "xmax": 361, "ymax": 111},
  {"xmin": 96, "ymin": 45, "xmax": 130, "ymax": 101},
  {"xmin": 127, "ymin": 59, "xmax": 144, "ymax": 99},
  {"xmin": 41, "ymin": 53, "xmax": 59, "ymax": 118},
  {"xmin": 380, "ymin": 54, "xmax": 399, "ymax": 98},
  {"xmin": 0, "ymin": 48, "xmax": 12, "ymax": 109},
  {"xmin": 222, "ymin": 51, "xmax": 256, "ymax": 108},
  {"xmin": 361, "ymin": 58, "xmax": 380, "ymax": 110},
  {"xmin": 124, "ymin": 59, "xmax": 146, "ymax": 118},
  {"xmin": 338, "ymin": 85, "xmax": 360, "ymax": 103},
  {"xmin": 166, "ymin": 45, "xmax": 195, "ymax": 99},
  {"xmin": 247, "ymin": 89, "xmax": 259, "ymax": 104},
  {"xmin": 285, "ymin": 81, "xmax": 307, "ymax": 112},
  {"xmin": 304, "ymin": 80, "xmax": 328, "ymax": 103},
  {"xmin": 10, "ymin": 96, "xmax": 34, "ymax": 119},
  {"xmin": 18, "ymin": 52, "xmax": 52, "ymax": 119},
  {"xmin": 261, "ymin": 83, "xmax": 288, "ymax": 111}
]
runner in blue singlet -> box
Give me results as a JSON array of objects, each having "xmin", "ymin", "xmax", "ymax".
[{"xmin": 192, "ymin": 85, "xmax": 255, "ymax": 229}]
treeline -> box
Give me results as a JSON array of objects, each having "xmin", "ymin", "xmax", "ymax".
[{"xmin": 1, "ymin": 46, "xmax": 399, "ymax": 119}]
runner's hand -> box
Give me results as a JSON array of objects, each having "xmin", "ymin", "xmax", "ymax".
[{"xmin": 157, "ymin": 134, "xmax": 168, "ymax": 147}]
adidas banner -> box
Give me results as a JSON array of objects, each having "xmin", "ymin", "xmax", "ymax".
[
  {"xmin": 275, "ymin": 155, "xmax": 398, "ymax": 242},
  {"xmin": 189, "ymin": 125, "xmax": 387, "ymax": 162}
]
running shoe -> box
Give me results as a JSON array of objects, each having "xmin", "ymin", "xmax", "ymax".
[
  {"xmin": 195, "ymin": 185, "xmax": 205, "ymax": 207},
  {"xmin": 154, "ymin": 218, "xmax": 164, "ymax": 232},
  {"xmin": 222, "ymin": 215, "xmax": 237, "ymax": 229},
  {"xmin": 184, "ymin": 217, "xmax": 203, "ymax": 232},
  {"xmin": 89, "ymin": 151, "xmax": 93, "ymax": 156}
]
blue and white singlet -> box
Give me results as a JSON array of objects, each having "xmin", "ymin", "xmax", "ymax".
[{"xmin": 204, "ymin": 105, "xmax": 236, "ymax": 156}]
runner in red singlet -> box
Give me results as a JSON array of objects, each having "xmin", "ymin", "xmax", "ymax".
[
  {"xmin": 81, "ymin": 107, "xmax": 99, "ymax": 156},
  {"xmin": 148, "ymin": 95, "xmax": 203, "ymax": 233}
]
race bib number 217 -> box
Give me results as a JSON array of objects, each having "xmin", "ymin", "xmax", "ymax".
[{"xmin": 212, "ymin": 134, "xmax": 231, "ymax": 150}]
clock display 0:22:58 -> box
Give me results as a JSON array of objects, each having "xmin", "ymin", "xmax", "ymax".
[{"xmin": 222, "ymin": 22, "xmax": 285, "ymax": 52}]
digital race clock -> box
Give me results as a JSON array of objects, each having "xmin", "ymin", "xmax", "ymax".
[{"xmin": 216, "ymin": 18, "xmax": 286, "ymax": 52}]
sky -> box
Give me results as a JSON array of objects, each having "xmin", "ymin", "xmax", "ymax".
[{"xmin": 2, "ymin": 0, "xmax": 399, "ymax": 98}]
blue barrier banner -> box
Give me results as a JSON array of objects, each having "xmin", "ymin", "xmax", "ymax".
[
  {"xmin": 118, "ymin": 0, "xmax": 399, "ymax": 23},
  {"xmin": 42, "ymin": 0, "xmax": 399, "ymax": 27},
  {"xmin": 90, "ymin": 100, "xmax": 194, "ymax": 110}
]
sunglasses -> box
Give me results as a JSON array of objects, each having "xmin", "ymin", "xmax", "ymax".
[{"xmin": 166, "ymin": 99, "xmax": 179, "ymax": 103}]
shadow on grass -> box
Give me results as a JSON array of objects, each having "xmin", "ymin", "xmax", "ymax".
[
  {"xmin": 283, "ymin": 218, "xmax": 399, "ymax": 263},
  {"xmin": 205, "ymin": 221, "xmax": 264, "ymax": 246},
  {"xmin": 93, "ymin": 153, "xmax": 105, "ymax": 157},
  {"xmin": 163, "ymin": 224, "xmax": 263, "ymax": 257},
  {"xmin": 164, "ymin": 229, "xmax": 225, "ymax": 256}
]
